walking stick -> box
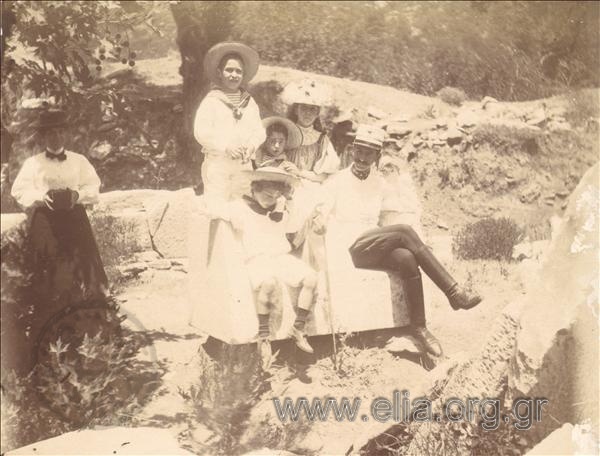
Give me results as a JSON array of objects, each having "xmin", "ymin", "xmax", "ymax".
[{"xmin": 318, "ymin": 229, "xmax": 338, "ymax": 369}]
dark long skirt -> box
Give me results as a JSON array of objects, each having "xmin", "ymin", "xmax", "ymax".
[
  {"xmin": 4, "ymin": 204, "xmax": 109, "ymax": 374},
  {"xmin": 27, "ymin": 204, "xmax": 108, "ymax": 303}
]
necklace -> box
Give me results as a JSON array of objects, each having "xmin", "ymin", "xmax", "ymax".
[{"xmin": 351, "ymin": 164, "xmax": 370, "ymax": 180}]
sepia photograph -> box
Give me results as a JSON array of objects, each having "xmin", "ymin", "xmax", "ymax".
[{"xmin": 0, "ymin": 1, "xmax": 598, "ymax": 455}]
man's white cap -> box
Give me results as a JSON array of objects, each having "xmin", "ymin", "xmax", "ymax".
[{"xmin": 353, "ymin": 124, "xmax": 385, "ymax": 151}]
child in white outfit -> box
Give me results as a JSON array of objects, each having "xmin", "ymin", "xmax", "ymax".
[{"xmin": 200, "ymin": 167, "xmax": 317, "ymax": 366}]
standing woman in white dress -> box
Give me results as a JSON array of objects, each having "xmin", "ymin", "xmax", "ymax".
[
  {"xmin": 193, "ymin": 42, "xmax": 265, "ymax": 201},
  {"xmin": 188, "ymin": 42, "xmax": 265, "ymax": 329}
]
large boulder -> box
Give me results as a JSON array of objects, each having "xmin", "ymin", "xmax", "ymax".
[
  {"xmin": 94, "ymin": 188, "xmax": 196, "ymax": 257},
  {"xmin": 507, "ymin": 162, "xmax": 599, "ymax": 443},
  {"xmin": 94, "ymin": 189, "xmax": 172, "ymax": 252},
  {"xmin": 525, "ymin": 423, "xmax": 598, "ymax": 456},
  {"xmin": 146, "ymin": 188, "xmax": 195, "ymax": 258}
]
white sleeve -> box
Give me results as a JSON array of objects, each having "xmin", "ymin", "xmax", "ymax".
[
  {"xmin": 381, "ymin": 172, "xmax": 421, "ymax": 226},
  {"xmin": 76, "ymin": 155, "xmax": 101, "ymax": 204},
  {"xmin": 313, "ymin": 136, "xmax": 340, "ymax": 175},
  {"xmin": 11, "ymin": 158, "xmax": 44, "ymax": 208},
  {"xmin": 193, "ymin": 97, "xmax": 229, "ymax": 155},
  {"xmin": 284, "ymin": 199, "xmax": 308, "ymax": 233},
  {"xmin": 315, "ymin": 174, "xmax": 338, "ymax": 219},
  {"xmin": 204, "ymin": 199, "xmax": 246, "ymax": 232}
]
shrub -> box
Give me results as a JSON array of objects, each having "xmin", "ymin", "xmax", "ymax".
[
  {"xmin": 89, "ymin": 211, "xmax": 141, "ymax": 287},
  {"xmin": 437, "ymin": 86, "xmax": 467, "ymax": 106},
  {"xmin": 564, "ymin": 89, "xmax": 600, "ymax": 127},
  {"xmin": 472, "ymin": 124, "xmax": 541, "ymax": 155},
  {"xmin": 453, "ymin": 217, "xmax": 524, "ymax": 261},
  {"xmin": 1, "ymin": 323, "xmax": 162, "ymax": 452}
]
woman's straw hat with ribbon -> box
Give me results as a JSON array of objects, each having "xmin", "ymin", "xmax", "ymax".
[
  {"xmin": 243, "ymin": 166, "xmax": 300, "ymax": 186},
  {"xmin": 262, "ymin": 116, "xmax": 302, "ymax": 150}
]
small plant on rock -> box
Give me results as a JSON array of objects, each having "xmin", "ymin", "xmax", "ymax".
[
  {"xmin": 89, "ymin": 211, "xmax": 141, "ymax": 287},
  {"xmin": 437, "ymin": 87, "xmax": 467, "ymax": 106},
  {"xmin": 453, "ymin": 217, "xmax": 524, "ymax": 261},
  {"xmin": 472, "ymin": 124, "xmax": 541, "ymax": 155},
  {"xmin": 564, "ymin": 89, "xmax": 600, "ymax": 128}
]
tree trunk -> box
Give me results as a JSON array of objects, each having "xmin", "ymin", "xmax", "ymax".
[{"xmin": 170, "ymin": 1, "xmax": 234, "ymax": 191}]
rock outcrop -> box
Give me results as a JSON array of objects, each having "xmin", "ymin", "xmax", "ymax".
[{"xmin": 507, "ymin": 162, "xmax": 599, "ymax": 444}]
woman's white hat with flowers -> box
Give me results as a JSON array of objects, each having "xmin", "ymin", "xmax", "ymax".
[{"xmin": 281, "ymin": 78, "xmax": 332, "ymax": 107}]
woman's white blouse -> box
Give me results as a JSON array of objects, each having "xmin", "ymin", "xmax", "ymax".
[
  {"xmin": 11, "ymin": 151, "xmax": 101, "ymax": 208},
  {"xmin": 193, "ymin": 92, "xmax": 265, "ymax": 157}
]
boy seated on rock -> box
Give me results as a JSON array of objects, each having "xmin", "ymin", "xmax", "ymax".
[{"xmin": 200, "ymin": 166, "xmax": 317, "ymax": 367}]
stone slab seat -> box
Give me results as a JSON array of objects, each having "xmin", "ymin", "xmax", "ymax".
[{"xmin": 187, "ymin": 215, "xmax": 410, "ymax": 345}]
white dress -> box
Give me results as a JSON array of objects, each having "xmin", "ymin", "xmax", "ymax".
[{"xmin": 189, "ymin": 90, "xmax": 266, "ymax": 332}]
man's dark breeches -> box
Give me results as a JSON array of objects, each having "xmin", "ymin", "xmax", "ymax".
[{"xmin": 348, "ymin": 224, "xmax": 425, "ymax": 277}]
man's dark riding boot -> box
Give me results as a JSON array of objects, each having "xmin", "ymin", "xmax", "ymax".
[
  {"xmin": 404, "ymin": 275, "xmax": 443, "ymax": 357},
  {"xmin": 414, "ymin": 246, "xmax": 482, "ymax": 311}
]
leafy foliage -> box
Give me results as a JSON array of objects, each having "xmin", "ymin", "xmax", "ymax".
[
  {"xmin": 369, "ymin": 409, "xmax": 533, "ymax": 456},
  {"xmin": 4, "ymin": 2, "xmax": 138, "ymax": 110},
  {"xmin": 1, "ymin": 327, "xmax": 162, "ymax": 452},
  {"xmin": 1, "ymin": 2, "xmax": 170, "ymax": 175},
  {"xmin": 453, "ymin": 217, "xmax": 524, "ymax": 261},
  {"xmin": 231, "ymin": 1, "xmax": 599, "ymax": 101}
]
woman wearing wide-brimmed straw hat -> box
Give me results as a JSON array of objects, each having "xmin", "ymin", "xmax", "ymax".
[
  {"xmin": 193, "ymin": 41, "xmax": 265, "ymax": 201},
  {"xmin": 281, "ymin": 78, "xmax": 340, "ymax": 184},
  {"xmin": 188, "ymin": 42, "xmax": 265, "ymax": 337}
]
